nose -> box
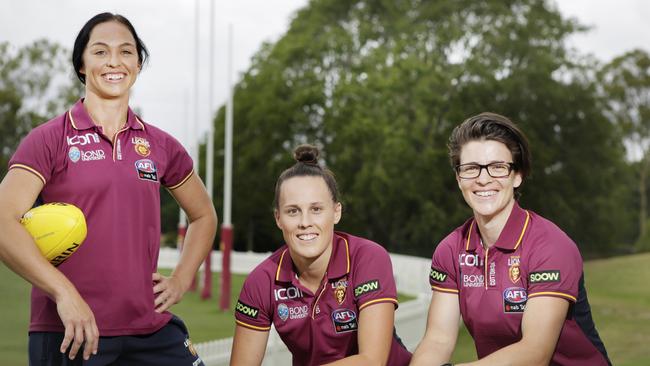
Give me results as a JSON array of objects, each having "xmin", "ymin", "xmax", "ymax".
[
  {"xmin": 475, "ymin": 166, "xmax": 492, "ymax": 184},
  {"xmin": 298, "ymin": 213, "xmax": 312, "ymax": 229},
  {"xmin": 107, "ymin": 50, "xmax": 121, "ymax": 67}
]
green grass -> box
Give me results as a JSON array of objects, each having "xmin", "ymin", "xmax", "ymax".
[{"xmin": 2, "ymin": 253, "xmax": 649, "ymax": 365}]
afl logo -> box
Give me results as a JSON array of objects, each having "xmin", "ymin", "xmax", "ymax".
[
  {"xmin": 68, "ymin": 146, "xmax": 81, "ymax": 163},
  {"xmin": 135, "ymin": 159, "xmax": 158, "ymax": 182},
  {"xmin": 331, "ymin": 308, "xmax": 358, "ymax": 333},
  {"xmin": 277, "ymin": 303, "xmax": 289, "ymax": 322},
  {"xmin": 503, "ymin": 287, "xmax": 527, "ymax": 304}
]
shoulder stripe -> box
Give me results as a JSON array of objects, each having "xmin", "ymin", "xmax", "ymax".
[
  {"xmin": 358, "ymin": 297, "xmax": 398, "ymax": 311},
  {"xmin": 9, "ymin": 164, "xmax": 46, "ymax": 185},
  {"xmin": 432, "ymin": 285, "xmax": 459, "ymax": 294},
  {"xmin": 513, "ymin": 210, "xmax": 531, "ymax": 250},
  {"xmin": 465, "ymin": 220, "xmax": 475, "ymax": 251},
  {"xmin": 528, "ymin": 291, "xmax": 577, "ymax": 302},
  {"xmin": 68, "ymin": 110, "xmax": 78, "ymax": 130},
  {"xmin": 275, "ymin": 249, "xmax": 288, "ymax": 281},
  {"xmin": 167, "ymin": 170, "xmax": 194, "ymax": 190},
  {"xmin": 235, "ymin": 320, "xmax": 271, "ymax": 331}
]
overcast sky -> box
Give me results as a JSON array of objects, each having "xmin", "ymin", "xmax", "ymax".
[{"xmin": 1, "ymin": 0, "xmax": 649, "ymax": 151}]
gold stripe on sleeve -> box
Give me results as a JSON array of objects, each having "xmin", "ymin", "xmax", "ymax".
[
  {"xmin": 358, "ymin": 297, "xmax": 398, "ymax": 311},
  {"xmin": 9, "ymin": 164, "xmax": 46, "ymax": 185},
  {"xmin": 431, "ymin": 285, "xmax": 459, "ymax": 294},
  {"xmin": 235, "ymin": 320, "xmax": 271, "ymax": 331},
  {"xmin": 528, "ymin": 291, "xmax": 577, "ymax": 302},
  {"xmin": 167, "ymin": 170, "xmax": 194, "ymax": 190}
]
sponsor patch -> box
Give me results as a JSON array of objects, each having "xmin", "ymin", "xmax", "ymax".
[
  {"xmin": 509, "ymin": 264, "xmax": 521, "ymax": 283},
  {"xmin": 235, "ymin": 300, "xmax": 259, "ymax": 319},
  {"xmin": 529, "ymin": 270, "xmax": 561, "ymax": 283},
  {"xmin": 135, "ymin": 159, "xmax": 158, "ymax": 182},
  {"xmin": 277, "ymin": 303, "xmax": 289, "ymax": 321},
  {"xmin": 67, "ymin": 132, "xmax": 100, "ymax": 146},
  {"xmin": 489, "ymin": 261, "xmax": 496, "ymax": 287},
  {"xmin": 288, "ymin": 305, "xmax": 309, "ymax": 320},
  {"xmin": 429, "ymin": 268, "xmax": 448, "ymax": 283},
  {"xmin": 462, "ymin": 273, "xmax": 484, "ymax": 288},
  {"xmin": 68, "ymin": 146, "xmax": 81, "ymax": 163},
  {"xmin": 81, "ymin": 149, "xmax": 106, "ymax": 161},
  {"xmin": 459, "ymin": 253, "xmax": 483, "ymax": 267},
  {"xmin": 332, "ymin": 308, "xmax": 358, "ymax": 333},
  {"xmin": 354, "ymin": 280, "xmax": 380, "ymax": 297},
  {"xmin": 503, "ymin": 287, "xmax": 527, "ymax": 313},
  {"xmin": 274, "ymin": 286, "xmax": 303, "ymax": 301}
]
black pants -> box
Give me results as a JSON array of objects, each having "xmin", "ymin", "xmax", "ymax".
[{"xmin": 29, "ymin": 316, "xmax": 204, "ymax": 366}]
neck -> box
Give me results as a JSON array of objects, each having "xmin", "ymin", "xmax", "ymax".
[
  {"xmin": 83, "ymin": 92, "xmax": 130, "ymax": 138},
  {"xmin": 292, "ymin": 244, "xmax": 332, "ymax": 293},
  {"xmin": 475, "ymin": 200, "xmax": 516, "ymax": 248}
]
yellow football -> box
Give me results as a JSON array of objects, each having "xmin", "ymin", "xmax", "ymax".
[{"xmin": 20, "ymin": 203, "xmax": 87, "ymax": 266}]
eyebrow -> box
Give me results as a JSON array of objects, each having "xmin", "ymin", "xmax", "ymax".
[{"xmin": 88, "ymin": 41, "xmax": 136, "ymax": 48}]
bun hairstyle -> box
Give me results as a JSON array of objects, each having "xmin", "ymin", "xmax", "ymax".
[{"xmin": 273, "ymin": 144, "xmax": 340, "ymax": 209}]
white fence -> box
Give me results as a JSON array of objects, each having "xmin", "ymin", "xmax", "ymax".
[{"xmin": 158, "ymin": 248, "xmax": 432, "ymax": 365}]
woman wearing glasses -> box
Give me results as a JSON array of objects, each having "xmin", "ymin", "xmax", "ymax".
[{"xmin": 410, "ymin": 113, "xmax": 611, "ymax": 365}]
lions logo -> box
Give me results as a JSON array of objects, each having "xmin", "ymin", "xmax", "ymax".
[
  {"xmin": 509, "ymin": 264, "xmax": 521, "ymax": 283},
  {"xmin": 334, "ymin": 285, "xmax": 346, "ymax": 305}
]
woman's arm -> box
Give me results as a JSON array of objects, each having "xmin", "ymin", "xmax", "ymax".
[
  {"xmin": 153, "ymin": 174, "xmax": 218, "ymax": 312},
  {"xmin": 410, "ymin": 291, "xmax": 461, "ymax": 365},
  {"xmin": 0, "ymin": 169, "xmax": 99, "ymax": 360},
  {"xmin": 324, "ymin": 302, "xmax": 395, "ymax": 366},
  {"xmin": 458, "ymin": 296, "xmax": 568, "ymax": 366},
  {"xmin": 230, "ymin": 325, "xmax": 270, "ymax": 365}
]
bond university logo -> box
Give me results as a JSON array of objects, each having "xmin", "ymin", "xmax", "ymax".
[
  {"xmin": 429, "ymin": 267, "xmax": 448, "ymax": 283},
  {"xmin": 236, "ymin": 300, "xmax": 259, "ymax": 319},
  {"xmin": 529, "ymin": 270, "xmax": 561, "ymax": 283},
  {"xmin": 277, "ymin": 303, "xmax": 289, "ymax": 321}
]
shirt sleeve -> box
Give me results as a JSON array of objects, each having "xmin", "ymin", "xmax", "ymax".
[
  {"xmin": 430, "ymin": 234, "xmax": 460, "ymax": 294},
  {"xmin": 234, "ymin": 267, "xmax": 273, "ymax": 332},
  {"xmin": 8, "ymin": 126, "xmax": 56, "ymax": 185},
  {"xmin": 526, "ymin": 226, "xmax": 582, "ymax": 303},
  {"xmin": 351, "ymin": 242, "xmax": 399, "ymax": 311},
  {"xmin": 160, "ymin": 134, "xmax": 194, "ymax": 189}
]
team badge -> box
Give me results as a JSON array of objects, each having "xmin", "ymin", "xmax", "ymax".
[
  {"xmin": 68, "ymin": 146, "xmax": 81, "ymax": 163},
  {"xmin": 332, "ymin": 309, "xmax": 358, "ymax": 333},
  {"xmin": 509, "ymin": 264, "xmax": 521, "ymax": 283},
  {"xmin": 134, "ymin": 159, "xmax": 158, "ymax": 182},
  {"xmin": 135, "ymin": 143, "xmax": 150, "ymax": 157},
  {"xmin": 333, "ymin": 284, "xmax": 346, "ymax": 305},
  {"xmin": 277, "ymin": 303, "xmax": 289, "ymax": 322},
  {"xmin": 503, "ymin": 287, "xmax": 527, "ymax": 313}
]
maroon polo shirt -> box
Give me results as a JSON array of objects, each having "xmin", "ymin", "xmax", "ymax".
[
  {"xmin": 9, "ymin": 99, "xmax": 193, "ymax": 336},
  {"xmin": 430, "ymin": 202, "xmax": 610, "ymax": 365},
  {"xmin": 235, "ymin": 232, "xmax": 412, "ymax": 366}
]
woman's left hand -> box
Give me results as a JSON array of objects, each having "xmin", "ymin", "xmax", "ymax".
[{"xmin": 152, "ymin": 272, "xmax": 186, "ymax": 313}]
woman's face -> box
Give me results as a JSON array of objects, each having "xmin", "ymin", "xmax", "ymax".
[
  {"xmin": 457, "ymin": 139, "xmax": 522, "ymax": 224},
  {"xmin": 80, "ymin": 21, "xmax": 140, "ymax": 100},
  {"xmin": 274, "ymin": 176, "xmax": 341, "ymax": 262}
]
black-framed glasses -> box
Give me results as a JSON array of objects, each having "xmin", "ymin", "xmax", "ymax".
[{"xmin": 455, "ymin": 162, "xmax": 515, "ymax": 179}]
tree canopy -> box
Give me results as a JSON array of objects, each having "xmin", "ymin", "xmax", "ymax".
[{"xmin": 208, "ymin": 0, "xmax": 637, "ymax": 257}]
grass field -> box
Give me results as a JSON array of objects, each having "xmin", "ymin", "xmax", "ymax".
[{"xmin": 2, "ymin": 253, "xmax": 649, "ymax": 365}]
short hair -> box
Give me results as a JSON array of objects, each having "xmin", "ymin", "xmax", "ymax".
[
  {"xmin": 273, "ymin": 145, "xmax": 340, "ymax": 209},
  {"xmin": 72, "ymin": 12, "xmax": 149, "ymax": 84},
  {"xmin": 448, "ymin": 112, "xmax": 532, "ymax": 182}
]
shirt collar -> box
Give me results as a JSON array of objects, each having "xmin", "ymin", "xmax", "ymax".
[
  {"xmin": 465, "ymin": 202, "xmax": 531, "ymax": 252},
  {"xmin": 275, "ymin": 232, "xmax": 351, "ymax": 283},
  {"xmin": 68, "ymin": 98, "xmax": 145, "ymax": 131}
]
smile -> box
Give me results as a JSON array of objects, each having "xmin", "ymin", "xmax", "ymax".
[
  {"xmin": 475, "ymin": 190, "xmax": 497, "ymax": 197},
  {"xmin": 103, "ymin": 73, "xmax": 125, "ymax": 81},
  {"xmin": 297, "ymin": 233, "xmax": 318, "ymax": 241}
]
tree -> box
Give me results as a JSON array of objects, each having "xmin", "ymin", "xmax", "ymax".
[
  {"xmin": 599, "ymin": 49, "xmax": 650, "ymax": 251},
  {"xmin": 0, "ymin": 39, "xmax": 82, "ymax": 178},
  {"xmin": 208, "ymin": 0, "xmax": 633, "ymax": 256}
]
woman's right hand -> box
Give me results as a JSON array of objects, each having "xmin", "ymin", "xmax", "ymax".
[{"xmin": 56, "ymin": 288, "xmax": 99, "ymax": 360}]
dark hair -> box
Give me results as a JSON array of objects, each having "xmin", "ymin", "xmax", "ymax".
[
  {"xmin": 448, "ymin": 112, "xmax": 532, "ymax": 185},
  {"xmin": 72, "ymin": 12, "xmax": 149, "ymax": 84},
  {"xmin": 273, "ymin": 145, "xmax": 340, "ymax": 209}
]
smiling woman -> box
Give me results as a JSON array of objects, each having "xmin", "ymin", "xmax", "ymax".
[
  {"xmin": 230, "ymin": 144, "xmax": 412, "ymax": 366},
  {"xmin": 410, "ymin": 113, "xmax": 611, "ymax": 366},
  {"xmin": 0, "ymin": 12, "xmax": 217, "ymax": 366}
]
